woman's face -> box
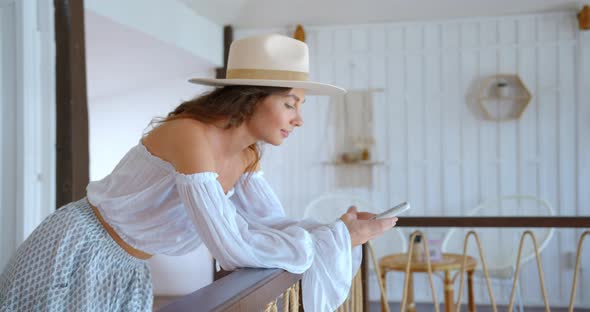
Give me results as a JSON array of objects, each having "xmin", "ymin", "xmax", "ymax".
[{"xmin": 246, "ymin": 88, "xmax": 305, "ymax": 145}]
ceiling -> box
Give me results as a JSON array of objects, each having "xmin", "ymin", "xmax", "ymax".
[
  {"xmin": 85, "ymin": 11, "xmax": 214, "ymax": 101},
  {"xmin": 178, "ymin": 0, "xmax": 585, "ymax": 29},
  {"xmin": 85, "ymin": 0, "xmax": 587, "ymax": 100}
]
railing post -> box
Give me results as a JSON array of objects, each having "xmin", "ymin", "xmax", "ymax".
[
  {"xmin": 362, "ymin": 244, "xmax": 369, "ymax": 311},
  {"xmin": 54, "ymin": 0, "xmax": 90, "ymax": 208}
]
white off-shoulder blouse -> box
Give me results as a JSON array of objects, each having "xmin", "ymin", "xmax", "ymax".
[{"xmin": 86, "ymin": 141, "xmax": 362, "ymax": 311}]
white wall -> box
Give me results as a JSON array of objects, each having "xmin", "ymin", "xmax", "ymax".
[
  {"xmin": 85, "ymin": 0, "xmax": 223, "ymax": 67},
  {"xmin": 236, "ymin": 10, "xmax": 590, "ymax": 307}
]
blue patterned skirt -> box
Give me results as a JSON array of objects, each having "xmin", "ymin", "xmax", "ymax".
[{"xmin": 0, "ymin": 198, "xmax": 152, "ymax": 311}]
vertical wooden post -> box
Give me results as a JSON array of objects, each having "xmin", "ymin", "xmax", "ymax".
[
  {"xmin": 215, "ymin": 25, "xmax": 233, "ymax": 80},
  {"xmin": 212, "ymin": 24, "xmax": 234, "ymax": 282},
  {"xmin": 362, "ymin": 244, "xmax": 370, "ymax": 311},
  {"xmin": 54, "ymin": 0, "xmax": 89, "ymax": 208}
]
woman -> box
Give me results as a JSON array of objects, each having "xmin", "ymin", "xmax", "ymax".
[{"xmin": 0, "ymin": 34, "xmax": 397, "ymax": 311}]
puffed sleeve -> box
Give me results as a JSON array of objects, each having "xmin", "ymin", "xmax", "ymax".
[
  {"xmin": 175, "ymin": 171, "xmax": 314, "ymax": 273},
  {"xmin": 230, "ymin": 171, "xmax": 363, "ymax": 312}
]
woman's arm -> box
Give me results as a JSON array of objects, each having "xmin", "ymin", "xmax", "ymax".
[
  {"xmin": 166, "ymin": 125, "xmax": 392, "ymax": 311},
  {"xmin": 230, "ymin": 170, "xmax": 364, "ymax": 311},
  {"xmin": 175, "ymin": 171, "xmax": 317, "ymax": 273}
]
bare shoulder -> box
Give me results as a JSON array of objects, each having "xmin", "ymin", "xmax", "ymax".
[{"xmin": 143, "ymin": 119, "xmax": 216, "ymax": 174}]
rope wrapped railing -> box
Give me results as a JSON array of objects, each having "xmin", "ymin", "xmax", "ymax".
[
  {"xmin": 335, "ymin": 268, "xmax": 363, "ymax": 312},
  {"xmin": 263, "ymin": 282, "xmax": 300, "ymax": 312}
]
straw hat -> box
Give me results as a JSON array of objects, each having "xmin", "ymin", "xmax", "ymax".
[{"xmin": 189, "ymin": 34, "xmax": 346, "ymax": 96}]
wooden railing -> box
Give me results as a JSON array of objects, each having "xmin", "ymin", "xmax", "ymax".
[
  {"xmin": 157, "ymin": 216, "xmax": 590, "ymax": 312},
  {"xmin": 158, "ymin": 268, "xmax": 301, "ymax": 312}
]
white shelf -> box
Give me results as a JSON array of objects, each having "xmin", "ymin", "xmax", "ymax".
[
  {"xmin": 478, "ymin": 95, "xmax": 530, "ymax": 101},
  {"xmin": 321, "ymin": 161, "xmax": 386, "ymax": 166}
]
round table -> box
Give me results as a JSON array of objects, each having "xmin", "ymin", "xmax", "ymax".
[{"xmin": 378, "ymin": 253, "xmax": 478, "ymax": 312}]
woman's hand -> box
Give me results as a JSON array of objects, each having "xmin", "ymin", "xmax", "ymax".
[{"xmin": 339, "ymin": 206, "xmax": 398, "ymax": 247}]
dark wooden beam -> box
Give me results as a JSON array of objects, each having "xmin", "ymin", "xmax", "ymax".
[
  {"xmin": 362, "ymin": 245, "xmax": 369, "ymax": 312},
  {"xmin": 213, "ymin": 24, "xmax": 234, "ymax": 282},
  {"xmin": 54, "ymin": 0, "xmax": 90, "ymax": 208},
  {"xmin": 396, "ymin": 216, "xmax": 590, "ymax": 227},
  {"xmin": 215, "ymin": 25, "xmax": 233, "ymax": 79}
]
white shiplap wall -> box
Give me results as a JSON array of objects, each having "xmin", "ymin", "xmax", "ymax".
[{"xmin": 236, "ymin": 11, "xmax": 590, "ymax": 308}]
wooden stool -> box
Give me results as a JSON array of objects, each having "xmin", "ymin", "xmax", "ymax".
[{"xmin": 379, "ymin": 253, "xmax": 477, "ymax": 312}]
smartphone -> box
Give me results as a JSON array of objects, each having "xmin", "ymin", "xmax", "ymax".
[{"xmin": 371, "ymin": 202, "xmax": 411, "ymax": 220}]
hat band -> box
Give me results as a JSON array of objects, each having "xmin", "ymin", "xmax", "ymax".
[{"xmin": 227, "ymin": 68, "xmax": 308, "ymax": 81}]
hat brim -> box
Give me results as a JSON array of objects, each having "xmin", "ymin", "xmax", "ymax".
[{"xmin": 188, "ymin": 78, "xmax": 346, "ymax": 96}]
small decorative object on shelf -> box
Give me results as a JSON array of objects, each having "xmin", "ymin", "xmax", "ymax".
[
  {"xmin": 341, "ymin": 151, "xmax": 361, "ymax": 163},
  {"xmin": 333, "ymin": 137, "xmax": 376, "ymax": 164},
  {"xmin": 361, "ymin": 148, "xmax": 370, "ymax": 161},
  {"xmin": 477, "ymin": 74, "xmax": 532, "ymax": 121},
  {"xmin": 354, "ymin": 137, "xmax": 374, "ymax": 161},
  {"xmin": 578, "ymin": 5, "xmax": 590, "ymax": 30}
]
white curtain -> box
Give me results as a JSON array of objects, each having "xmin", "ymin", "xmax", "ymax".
[
  {"xmin": 0, "ymin": 0, "xmax": 56, "ymax": 272},
  {"xmin": 0, "ymin": 0, "xmax": 19, "ymax": 272}
]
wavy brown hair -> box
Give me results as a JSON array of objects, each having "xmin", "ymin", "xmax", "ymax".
[{"xmin": 156, "ymin": 85, "xmax": 291, "ymax": 173}]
